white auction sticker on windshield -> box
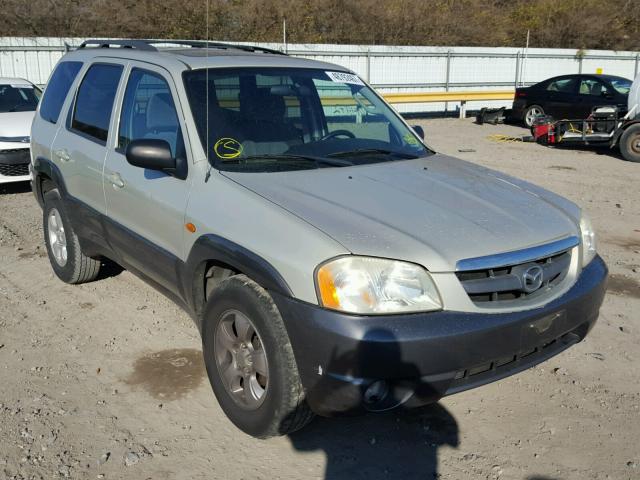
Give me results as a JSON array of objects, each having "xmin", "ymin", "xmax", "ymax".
[
  {"xmin": 11, "ymin": 84, "xmax": 33, "ymax": 89},
  {"xmin": 326, "ymin": 71, "xmax": 364, "ymax": 86}
]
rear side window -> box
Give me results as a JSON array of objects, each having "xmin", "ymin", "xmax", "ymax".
[
  {"xmin": 546, "ymin": 78, "xmax": 577, "ymax": 93},
  {"xmin": 71, "ymin": 64, "xmax": 123, "ymax": 143},
  {"xmin": 39, "ymin": 61, "xmax": 82, "ymax": 123}
]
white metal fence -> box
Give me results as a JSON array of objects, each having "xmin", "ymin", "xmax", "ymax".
[{"xmin": 1, "ymin": 37, "xmax": 638, "ymax": 114}]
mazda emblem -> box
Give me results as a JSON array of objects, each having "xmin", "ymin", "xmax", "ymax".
[{"xmin": 522, "ymin": 265, "xmax": 544, "ymax": 293}]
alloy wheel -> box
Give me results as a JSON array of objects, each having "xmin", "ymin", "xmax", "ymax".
[
  {"xmin": 526, "ymin": 106, "xmax": 543, "ymax": 126},
  {"xmin": 214, "ymin": 309, "xmax": 269, "ymax": 409},
  {"xmin": 47, "ymin": 208, "xmax": 68, "ymax": 267}
]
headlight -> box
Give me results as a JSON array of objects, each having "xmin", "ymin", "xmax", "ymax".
[
  {"xmin": 580, "ymin": 212, "xmax": 597, "ymax": 267},
  {"xmin": 315, "ymin": 256, "xmax": 442, "ymax": 314}
]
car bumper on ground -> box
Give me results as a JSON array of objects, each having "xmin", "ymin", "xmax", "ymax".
[
  {"xmin": 0, "ymin": 147, "xmax": 31, "ymax": 184},
  {"xmin": 273, "ymin": 255, "xmax": 608, "ymax": 416}
]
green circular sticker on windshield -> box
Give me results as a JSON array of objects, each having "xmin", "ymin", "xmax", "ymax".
[
  {"xmin": 214, "ymin": 138, "xmax": 243, "ymax": 159},
  {"xmin": 403, "ymin": 133, "xmax": 419, "ymax": 146}
]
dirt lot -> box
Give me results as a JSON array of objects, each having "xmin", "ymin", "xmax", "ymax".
[{"xmin": 1, "ymin": 118, "xmax": 639, "ymax": 480}]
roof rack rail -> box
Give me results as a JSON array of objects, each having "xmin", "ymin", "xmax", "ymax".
[
  {"xmin": 78, "ymin": 39, "xmax": 158, "ymax": 51},
  {"xmin": 148, "ymin": 39, "xmax": 287, "ymax": 55},
  {"xmin": 77, "ymin": 39, "xmax": 286, "ymax": 55}
]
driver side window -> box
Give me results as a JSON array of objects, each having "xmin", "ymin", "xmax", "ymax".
[
  {"xmin": 579, "ymin": 79, "xmax": 609, "ymax": 97},
  {"xmin": 118, "ymin": 69, "xmax": 184, "ymax": 158}
]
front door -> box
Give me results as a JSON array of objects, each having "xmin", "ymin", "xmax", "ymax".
[
  {"xmin": 577, "ymin": 77, "xmax": 614, "ymax": 118},
  {"xmin": 103, "ymin": 62, "xmax": 193, "ymax": 294}
]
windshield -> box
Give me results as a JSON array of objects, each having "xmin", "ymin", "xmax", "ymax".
[
  {"xmin": 0, "ymin": 84, "xmax": 41, "ymax": 113},
  {"xmin": 610, "ymin": 78, "xmax": 631, "ymax": 95},
  {"xmin": 183, "ymin": 68, "xmax": 430, "ymax": 172}
]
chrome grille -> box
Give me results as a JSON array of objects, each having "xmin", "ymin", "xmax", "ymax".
[{"xmin": 455, "ymin": 237, "xmax": 578, "ymax": 305}]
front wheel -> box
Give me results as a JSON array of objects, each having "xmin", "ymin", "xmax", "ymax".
[
  {"xmin": 619, "ymin": 124, "xmax": 640, "ymax": 163},
  {"xmin": 202, "ymin": 275, "xmax": 313, "ymax": 438},
  {"xmin": 524, "ymin": 104, "xmax": 545, "ymax": 127}
]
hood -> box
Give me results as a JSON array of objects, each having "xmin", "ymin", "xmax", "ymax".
[
  {"xmin": 223, "ymin": 154, "xmax": 581, "ymax": 272},
  {"xmin": 0, "ymin": 111, "xmax": 35, "ymax": 139}
]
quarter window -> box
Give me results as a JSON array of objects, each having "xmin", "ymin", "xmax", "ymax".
[
  {"xmin": 118, "ymin": 69, "xmax": 184, "ymax": 157},
  {"xmin": 71, "ymin": 64, "xmax": 123, "ymax": 143},
  {"xmin": 39, "ymin": 61, "xmax": 82, "ymax": 124}
]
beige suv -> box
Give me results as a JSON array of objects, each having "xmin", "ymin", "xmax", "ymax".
[{"xmin": 30, "ymin": 39, "xmax": 608, "ymax": 438}]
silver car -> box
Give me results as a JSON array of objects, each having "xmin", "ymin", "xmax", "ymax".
[{"xmin": 30, "ymin": 39, "xmax": 608, "ymax": 438}]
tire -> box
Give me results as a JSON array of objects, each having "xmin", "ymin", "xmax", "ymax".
[
  {"xmin": 523, "ymin": 104, "xmax": 545, "ymax": 127},
  {"xmin": 43, "ymin": 189, "xmax": 100, "ymax": 284},
  {"xmin": 202, "ymin": 274, "xmax": 313, "ymax": 438},
  {"xmin": 619, "ymin": 124, "xmax": 640, "ymax": 163}
]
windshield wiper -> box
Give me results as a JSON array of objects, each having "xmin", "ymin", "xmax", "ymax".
[
  {"xmin": 327, "ymin": 148, "xmax": 419, "ymax": 159},
  {"xmin": 227, "ymin": 154, "xmax": 354, "ymax": 168}
]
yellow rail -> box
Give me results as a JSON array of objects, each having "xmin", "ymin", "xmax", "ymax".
[
  {"xmin": 218, "ymin": 90, "xmax": 515, "ymax": 119},
  {"xmin": 382, "ymin": 90, "xmax": 515, "ymax": 104},
  {"xmin": 382, "ymin": 90, "xmax": 514, "ymax": 118}
]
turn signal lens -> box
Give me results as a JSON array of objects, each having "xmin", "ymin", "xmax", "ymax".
[
  {"xmin": 316, "ymin": 256, "xmax": 442, "ymax": 315},
  {"xmin": 317, "ymin": 266, "xmax": 340, "ymax": 309}
]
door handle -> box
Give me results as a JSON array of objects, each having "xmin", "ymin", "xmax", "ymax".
[
  {"xmin": 109, "ymin": 172, "xmax": 125, "ymax": 189},
  {"xmin": 54, "ymin": 149, "xmax": 71, "ymax": 162}
]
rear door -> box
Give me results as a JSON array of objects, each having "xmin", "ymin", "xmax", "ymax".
[
  {"xmin": 31, "ymin": 61, "xmax": 83, "ymax": 178},
  {"xmin": 50, "ymin": 61, "xmax": 125, "ymax": 212},
  {"xmin": 542, "ymin": 76, "xmax": 579, "ymax": 119},
  {"xmin": 103, "ymin": 62, "xmax": 193, "ymax": 293}
]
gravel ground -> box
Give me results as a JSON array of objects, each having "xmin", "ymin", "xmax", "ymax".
[{"xmin": 0, "ymin": 118, "xmax": 639, "ymax": 480}]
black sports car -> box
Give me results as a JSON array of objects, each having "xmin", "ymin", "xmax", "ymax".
[{"xmin": 510, "ymin": 74, "xmax": 631, "ymax": 127}]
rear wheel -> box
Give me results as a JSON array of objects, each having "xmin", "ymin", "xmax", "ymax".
[
  {"xmin": 620, "ymin": 124, "xmax": 640, "ymax": 163},
  {"xmin": 202, "ymin": 275, "xmax": 313, "ymax": 438},
  {"xmin": 524, "ymin": 105, "xmax": 545, "ymax": 127},
  {"xmin": 43, "ymin": 189, "xmax": 100, "ymax": 284}
]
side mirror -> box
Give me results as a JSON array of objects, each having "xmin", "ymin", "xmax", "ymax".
[
  {"xmin": 125, "ymin": 139, "xmax": 186, "ymax": 179},
  {"xmin": 412, "ymin": 125, "xmax": 425, "ymax": 140},
  {"xmin": 601, "ymin": 91, "xmax": 613, "ymax": 99}
]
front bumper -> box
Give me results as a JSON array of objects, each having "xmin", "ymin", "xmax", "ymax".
[{"xmin": 273, "ymin": 255, "xmax": 608, "ymax": 416}]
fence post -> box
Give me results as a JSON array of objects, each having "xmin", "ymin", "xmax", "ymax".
[
  {"xmin": 635, "ymin": 53, "xmax": 639, "ymax": 78},
  {"xmin": 514, "ymin": 51, "xmax": 520, "ymax": 88},
  {"xmin": 366, "ymin": 48, "xmax": 371, "ymax": 83},
  {"xmin": 445, "ymin": 50, "xmax": 451, "ymax": 114},
  {"xmin": 578, "ymin": 56, "xmax": 583, "ymax": 74}
]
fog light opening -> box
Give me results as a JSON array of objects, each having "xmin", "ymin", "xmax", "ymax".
[{"xmin": 364, "ymin": 380, "xmax": 389, "ymax": 405}]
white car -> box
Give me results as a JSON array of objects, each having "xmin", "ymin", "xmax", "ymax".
[{"xmin": 0, "ymin": 77, "xmax": 41, "ymax": 184}]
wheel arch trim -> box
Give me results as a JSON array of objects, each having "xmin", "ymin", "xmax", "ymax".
[
  {"xmin": 183, "ymin": 234, "xmax": 294, "ymax": 325},
  {"xmin": 32, "ymin": 156, "xmax": 69, "ymax": 207}
]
